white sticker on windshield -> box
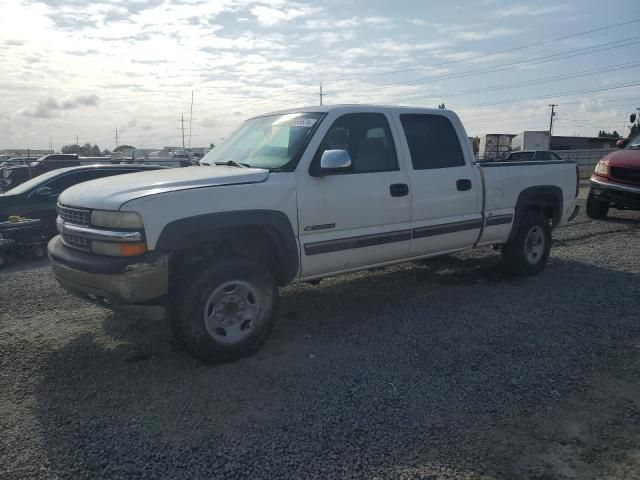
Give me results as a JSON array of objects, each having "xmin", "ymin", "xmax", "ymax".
[{"xmin": 291, "ymin": 118, "xmax": 317, "ymax": 128}]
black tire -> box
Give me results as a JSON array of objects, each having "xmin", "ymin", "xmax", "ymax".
[
  {"xmin": 0, "ymin": 254, "xmax": 6, "ymax": 269},
  {"xmin": 170, "ymin": 257, "xmax": 278, "ymax": 363},
  {"xmin": 501, "ymin": 211, "xmax": 551, "ymax": 276},
  {"xmin": 586, "ymin": 191, "xmax": 609, "ymax": 219}
]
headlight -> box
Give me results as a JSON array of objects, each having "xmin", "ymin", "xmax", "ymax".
[
  {"xmin": 91, "ymin": 210, "xmax": 143, "ymax": 229},
  {"xmin": 2, "ymin": 169, "xmax": 11, "ymax": 178},
  {"xmin": 91, "ymin": 240, "xmax": 147, "ymax": 257},
  {"xmin": 594, "ymin": 161, "xmax": 609, "ymax": 176}
]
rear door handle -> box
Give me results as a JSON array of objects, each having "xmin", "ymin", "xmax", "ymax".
[
  {"xmin": 389, "ymin": 183, "xmax": 409, "ymax": 197},
  {"xmin": 456, "ymin": 179, "xmax": 472, "ymax": 191}
]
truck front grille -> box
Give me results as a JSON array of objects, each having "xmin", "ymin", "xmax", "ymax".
[
  {"xmin": 62, "ymin": 234, "xmax": 90, "ymax": 252},
  {"xmin": 58, "ymin": 205, "xmax": 90, "ymax": 226},
  {"xmin": 610, "ymin": 166, "xmax": 640, "ymax": 186}
]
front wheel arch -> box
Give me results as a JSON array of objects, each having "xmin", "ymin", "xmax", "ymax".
[{"xmin": 156, "ymin": 210, "xmax": 299, "ymax": 285}]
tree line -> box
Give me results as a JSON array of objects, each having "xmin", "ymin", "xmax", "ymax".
[{"xmin": 60, "ymin": 144, "xmax": 135, "ymax": 156}]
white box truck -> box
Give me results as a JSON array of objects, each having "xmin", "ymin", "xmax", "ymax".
[{"xmin": 512, "ymin": 131, "xmax": 550, "ymax": 152}]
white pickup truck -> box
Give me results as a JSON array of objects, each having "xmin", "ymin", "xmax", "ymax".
[{"xmin": 49, "ymin": 105, "xmax": 580, "ymax": 362}]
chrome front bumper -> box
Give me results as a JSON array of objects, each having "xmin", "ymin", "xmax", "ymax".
[{"xmin": 590, "ymin": 176, "xmax": 640, "ymax": 195}]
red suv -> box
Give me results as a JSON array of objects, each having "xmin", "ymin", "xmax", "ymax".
[{"xmin": 587, "ymin": 133, "xmax": 640, "ymax": 219}]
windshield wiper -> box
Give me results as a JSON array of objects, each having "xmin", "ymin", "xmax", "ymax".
[{"xmin": 214, "ymin": 160, "xmax": 250, "ymax": 168}]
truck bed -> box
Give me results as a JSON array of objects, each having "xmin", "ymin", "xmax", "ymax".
[{"xmin": 477, "ymin": 159, "xmax": 578, "ymax": 246}]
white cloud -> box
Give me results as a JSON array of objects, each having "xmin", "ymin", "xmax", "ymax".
[
  {"xmin": 250, "ymin": 4, "xmax": 320, "ymax": 26},
  {"xmin": 495, "ymin": 4, "xmax": 570, "ymax": 18},
  {"xmin": 18, "ymin": 95, "xmax": 100, "ymax": 118},
  {"xmin": 454, "ymin": 27, "xmax": 520, "ymax": 41},
  {"xmin": 362, "ymin": 16, "xmax": 393, "ymax": 29},
  {"xmin": 0, "ymin": 0, "xmax": 633, "ymax": 148}
]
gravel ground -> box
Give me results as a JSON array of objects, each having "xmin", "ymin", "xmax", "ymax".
[{"xmin": 1, "ymin": 189, "xmax": 640, "ymax": 480}]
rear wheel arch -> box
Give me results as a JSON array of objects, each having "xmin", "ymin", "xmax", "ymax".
[
  {"xmin": 509, "ymin": 186, "xmax": 563, "ymax": 242},
  {"xmin": 156, "ymin": 210, "xmax": 299, "ymax": 286}
]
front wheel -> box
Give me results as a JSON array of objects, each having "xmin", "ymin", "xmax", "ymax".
[
  {"xmin": 170, "ymin": 257, "xmax": 278, "ymax": 363},
  {"xmin": 501, "ymin": 211, "xmax": 551, "ymax": 276},
  {"xmin": 586, "ymin": 191, "xmax": 609, "ymax": 219}
]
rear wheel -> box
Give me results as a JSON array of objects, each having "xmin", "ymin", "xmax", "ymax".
[
  {"xmin": 170, "ymin": 257, "xmax": 278, "ymax": 363},
  {"xmin": 501, "ymin": 211, "xmax": 551, "ymax": 276},
  {"xmin": 586, "ymin": 191, "xmax": 609, "ymax": 219},
  {"xmin": 0, "ymin": 254, "xmax": 6, "ymax": 268}
]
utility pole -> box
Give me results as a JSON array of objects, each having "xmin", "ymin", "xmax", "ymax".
[
  {"xmin": 76, "ymin": 135, "xmax": 79, "ymax": 145},
  {"xmin": 180, "ymin": 114, "xmax": 186, "ymax": 149},
  {"xmin": 188, "ymin": 91, "xmax": 194, "ymax": 155},
  {"xmin": 318, "ymin": 81, "xmax": 326, "ymax": 106},
  {"xmin": 49, "ymin": 138, "xmax": 53, "ymax": 152},
  {"xmin": 115, "ymin": 126, "xmax": 119, "ymax": 149},
  {"xmin": 548, "ymin": 104, "xmax": 558, "ymax": 135}
]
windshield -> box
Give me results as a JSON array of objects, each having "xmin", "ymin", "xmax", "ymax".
[
  {"xmin": 200, "ymin": 112, "xmax": 324, "ymax": 170},
  {"xmin": 2, "ymin": 168, "xmax": 73, "ymax": 195},
  {"xmin": 627, "ymin": 133, "xmax": 640, "ymax": 150}
]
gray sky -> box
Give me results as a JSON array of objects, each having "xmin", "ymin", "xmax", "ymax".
[{"xmin": 1, "ymin": 0, "xmax": 639, "ymax": 150}]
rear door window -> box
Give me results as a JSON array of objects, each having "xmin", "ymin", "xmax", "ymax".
[{"xmin": 400, "ymin": 114, "xmax": 465, "ymax": 169}]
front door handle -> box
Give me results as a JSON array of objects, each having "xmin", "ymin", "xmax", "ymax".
[
  {"xmin": 456, "ymin": 179, "xmax": 472, "ymax": 191},
  {"xmin": 389, "ymin": 183, "xmax": 409, "ymax": 197}
]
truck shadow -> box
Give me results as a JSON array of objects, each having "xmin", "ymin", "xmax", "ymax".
[{"xmin": 33, "ymin": 255, "xmax": 640, "ymax": 479}]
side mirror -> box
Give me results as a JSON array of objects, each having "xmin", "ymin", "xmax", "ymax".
[
  {"xmin": 631, "ymin": 113, "xmax": 637, "ymax": 124},
  {"xmin": 34, "ymin": 186, "xmax": 52, "ymax": 197},
  {"xmin": 316, "ymin": 149, "xmax": 352, "ymax": 175},
  {"xmin": 616, "ymin": 139, "xmax": 629, "ymax": 149}
]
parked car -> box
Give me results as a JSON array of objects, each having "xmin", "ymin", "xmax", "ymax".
[
  {"xmin": 0, "ymin": 164, "xmax": 164, "ymax": 237},
  {"xmin": 49, "ymin": 105, "xmax": 579, "ymax": 363},
  {"xmin": 587, "ymin": 132, "xmax": 640, "ymax": 218},
  {"xmin": 0, "ymin": 157, "xmax": 39, "ymax": 189},
  {"xmin": 504, "ymin": 151, "xmax": 562, "ymax": 161},
  {"xmin": 0, "ymin": 156, "xmax": 39, "ymax": 168},
  {"xmin": 1, "ymin": 154, "xmax": 81, "ymax": 191}
]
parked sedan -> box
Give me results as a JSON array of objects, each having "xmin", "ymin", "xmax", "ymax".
[
  {"xmin": 0, "ymin": 164, "xmax": 164, "ymax": 237},
  {"xmin": 504, "ymin": 151, "xmax": 562, "ymax": 161}
]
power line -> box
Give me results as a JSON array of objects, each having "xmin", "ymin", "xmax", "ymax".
[
  {"xmin": 470, "ymin": 82, "xmax": 640, "ymax": 107},
  {"xmin": 235, "ymin": 38, "xmax": 640, "ymax": 117},
  {"xmin": 332, "ymin": 36, "xmax": 640, "ymax": 97},
  {"xmin": 395, "ymin": 60, "xmax": 640, "ymax": 103},
  {"xmin": 216, "ymin": 18, "xmax": 640, "ymax": 109},
  {"xmin": 338, "ymin": 17, "xmax": 640, "ymax": 81}
]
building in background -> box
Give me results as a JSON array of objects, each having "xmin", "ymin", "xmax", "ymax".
[{"xmin": 550, "ymin": 136, "xmax": 620, "ymax": 150}]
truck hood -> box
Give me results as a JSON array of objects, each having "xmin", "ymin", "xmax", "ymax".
[
  {"xmin": 602, "ymin": 149, "xmax": 640, "ymax": 169},
  {"xmin": 59, "ymin": 165, "xmax": 270, "ymax": 210}
]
